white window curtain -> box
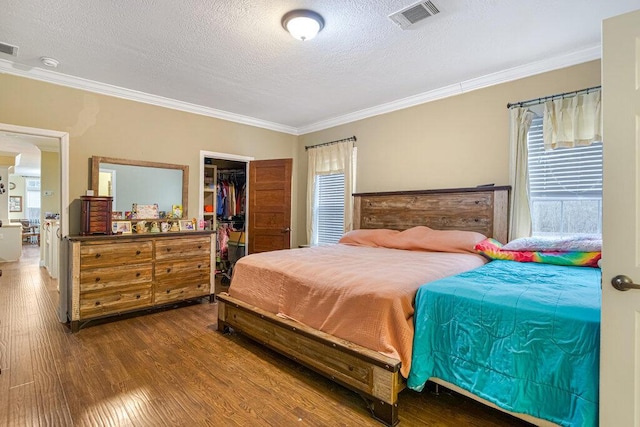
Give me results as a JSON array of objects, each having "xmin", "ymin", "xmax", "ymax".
[
  {"xmin": 509, "ymin": 107, "xmax": 535, "ymax": 241},
  {"xmin": 306, "ymin": 140, "xmax": 355, "ymax": 245},
  {"xmin": 543, "ymin": 90, "xmax": 602, "ymax": 150}
]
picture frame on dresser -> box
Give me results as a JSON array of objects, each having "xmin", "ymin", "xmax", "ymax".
[
  {"xmin": 133, "ymin": 203, "xmax": 159, "ymax": 219},
  {"xmin": 112, "ymin": 220, "xmax": 132, "ymax": 234},
  {"xmin": 178, "ymin": 219, "xmax": 195, "ymax": 231}
]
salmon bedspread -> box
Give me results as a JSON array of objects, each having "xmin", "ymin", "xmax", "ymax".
[{"xmin": 229, "ymin": 244, "xmax": 486, "ymax": 377}]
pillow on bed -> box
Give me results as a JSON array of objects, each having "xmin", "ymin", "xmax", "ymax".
[
  {"xmin": 339, "ymin": 226, "xmax": 486, "ymax": 254},
  {"xmin": 392, "ymin": 226, "xmax": 487, "ymax": 254},
  {"xmin": 474, "ymin": 238, "xmax": 601, "ymax": 267},
  {"xmin": 502, "ymin": 235, "xmax": 602, "ymax": 252},
  {"xmin": 338, "ymin": 229, "xmax": 400, "ymax": 247}
]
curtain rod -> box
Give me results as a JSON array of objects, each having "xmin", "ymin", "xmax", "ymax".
[
  {"xmin": 506, "ymin": 85, "xmax": 601, "ymax": 109},
  {"xmin": 305, "ymin": 135, "xmax": 357, "ymax": 151}
]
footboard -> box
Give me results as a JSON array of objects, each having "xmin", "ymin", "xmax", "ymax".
[{"xmin": 216, "ymin": 292, "xmax": 404, "ymax": 426}]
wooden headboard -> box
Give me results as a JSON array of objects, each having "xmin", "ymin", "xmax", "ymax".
[{"xmin": 353, "ymin": 186, "xmax": 510, "ymax": 243}]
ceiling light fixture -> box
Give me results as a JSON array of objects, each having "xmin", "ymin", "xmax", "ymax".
[
  {"xmin": 40, "ymin": 56, "xmax": 59, "ymax": 68},
  {"xmin": 282, "ymin": 9, "xmax": 324, "ymax": 41}
]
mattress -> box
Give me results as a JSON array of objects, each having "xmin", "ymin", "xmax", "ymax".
[
  {"xmin": 407, "ymin": 260, "xmax": 601, "ymax": 427},
  {"xmin": 229, "ymin": 244, "xmax": 486, "ymax": 377}
]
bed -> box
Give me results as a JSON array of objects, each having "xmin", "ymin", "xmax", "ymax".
[
  {"xmin": 407, "ymin": 259, "xmax": 601, "ymax": 427},
  {"xmin": 216, "ymin": 186, "xmax": 509, "ymax": 426}
]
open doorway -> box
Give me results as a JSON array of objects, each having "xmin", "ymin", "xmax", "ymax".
[
  {"xmin": 200, "ymin": 151, "xmax": 252, "ymax": 295},
  {"xmin": 0, "ymin": 122, "xmax": 69, "ymax": 322}
]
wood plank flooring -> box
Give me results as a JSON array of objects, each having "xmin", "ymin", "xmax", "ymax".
[{"xmin": 0, "ymin": 245, "xmax": 532, "ymax": 426}]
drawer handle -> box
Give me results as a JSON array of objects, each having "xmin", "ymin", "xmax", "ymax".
[
  {"xmin": 136, "ymin": 250, "xmax": 141, "ymax": 255},
  {"xmin": 198, "ymin": 245, "xmax": 202, "ymax": 249},
  {"xmin": 197, "ymin": 264, "xmax": 201, "ymax": 269},
  {"xmin": 95, "ymin": 277, "xmax": 100, "ymax": 282},
  {"xmin": 197, "ymin": 284, "xmax": 202, "ymax": 288},
  {"xmin": 135, "ymin": 294, "xmax": 141, "ymax": 299},
  {"xmin": 95, "ymin": 301, "xmax": 101, "ymax": 306},
  {"xmin": 166, "ymin": 268, "xmax": 171, "ymax": 273},
  {"xmin": 166, "ymin": 289, "xmax": 171, "ymax": 294},
  {"xmin": 136, "ymin": 272, "xmax": 141, "ymax": 277},
  {"xmin": 95, "ymin": 253, "xmax": 101, "ymax": 258},
  {"xmin": 166, "ymin": 248, "xmax": 172, "ymax": 252}
]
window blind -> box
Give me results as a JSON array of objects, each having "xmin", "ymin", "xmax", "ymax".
[
  {"xmin": 527, "ymin": 116, "xmax": 602, "ymax": 235},
  {"xmin": 26, "ymin": 190, "xmax": 41, "ymax": 208},
  {"xmin": 528, "ymin": 116, "xmax": 602, "ymax": 198},
  {"xmin": 315, "ymin": 173, "xmax": 345, "ymax": 244}
]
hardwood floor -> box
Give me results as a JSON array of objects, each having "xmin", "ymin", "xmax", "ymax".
[{"xmin": 0, "ymin": 245, "xmax": 532, "ymax": 426}]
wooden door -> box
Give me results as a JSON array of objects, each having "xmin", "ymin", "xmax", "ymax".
[
  {"xmin": 248, "ymin": 159, "xmax": 292, "ymax": 254},
  {"xmin": 600, "ymin": 8, "xmax": 640, "ymax": 426}
]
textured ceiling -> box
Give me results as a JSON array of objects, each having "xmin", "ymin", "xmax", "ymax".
[{"xmin": 0, "ymin": 0, "xmax": 638, "ymax": 134}]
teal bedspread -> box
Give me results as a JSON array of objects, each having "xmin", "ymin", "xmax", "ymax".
[{"xmin": 407, "ymin": 260, "xmax": 601, "ymax": 427}]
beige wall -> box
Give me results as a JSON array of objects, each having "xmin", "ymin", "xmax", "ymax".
[
  {"xmin": 0, "ymin": 74, "xmax": 299, "ymax": 238},
  {"xmin": 296, "ymin": 60, "xmax": 602, "ymax": 246},
  {"xmin": 0, "ymin": 61, "xmax": 601, "ymax": 244}
]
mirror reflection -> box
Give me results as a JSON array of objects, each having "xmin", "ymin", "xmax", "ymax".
[{"xmin": 91, "ymin": 157, "xmax": 188, "ymax": 218}]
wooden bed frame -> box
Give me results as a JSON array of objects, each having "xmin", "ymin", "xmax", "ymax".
[{"xmin": 217, "ymin": 186, "xmax": 510, "ymax": 426}]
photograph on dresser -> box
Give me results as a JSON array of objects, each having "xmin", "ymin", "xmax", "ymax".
[
  {"xmin": 111, "ymin": 220, "xmax": 132, "ymax": 234},
  {"xmin": 179, "ymin": 219, "xmax": 195, "ymax": 231},
  {"xmin": 132, "ymin": 203, "xmax": 159, "ymax": 219},
  {"xmin": 172, "ymin": 204, "xmax": 183, "ymax": 218}
]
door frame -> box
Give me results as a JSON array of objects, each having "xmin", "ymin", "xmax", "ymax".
[
  {"xmin": 199, "ymin": 150, "xmax": 254, "ymax": 246},
  {"xmin": 0, "ymin": 122, "xmax": 69, "ymax": 322}
]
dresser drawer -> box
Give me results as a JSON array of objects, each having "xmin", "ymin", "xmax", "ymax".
[
  {"xmin": 84, "ymin": 199, "xmax": 111, "ymax": 210},
  {"xmin": 155, "ymin": 257, "xmax": 211, "ymax": 285},
  {"xmin": 79, "ymin": 285, "xmax": 152, "ymax": 318},
  {"xmin": 155, "ymin": 237, "xmax": 210, "ymax": 260},
  {"xmin": 87, "ymin": 209, "xmax": 110, "ymax": 219},
  {"xmin": 154, "ymin": 282, "xmax": 210, "ymax": 304},
  {"xmin": 80, "ymin": 264, "xmax": 153, "ymax": 292},
  {"xmin": 80, "ymin": 241, "xmax": 153, "ymax": 268}
]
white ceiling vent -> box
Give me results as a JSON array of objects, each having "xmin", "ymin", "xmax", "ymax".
[
  {"xmin": 389, "ymin": 1, "xmax": 440, "ymax": 29},
  {"xmin": 0, "ymin": 42, "xmax": 19, "ymax": 56}
]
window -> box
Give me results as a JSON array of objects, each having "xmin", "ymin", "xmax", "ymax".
[
  {"xmin": 26, "ymin": 193, "xmax": 41, "ymax": 220},
  {"xmin": 527, "ymin": 116, "xmax": 602, "ymax": 236},
  {"xmin": 307, "ymin": 142, "xmax": 357, "ymax": 246},
  {"xmin": 314, "ymin": 173, "xmax": 345, "ymax": 244}
]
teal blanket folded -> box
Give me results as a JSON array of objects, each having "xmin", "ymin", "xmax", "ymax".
[{"xmin": 407, "ymin": 260, "xmax": 601, "ymax": 427}]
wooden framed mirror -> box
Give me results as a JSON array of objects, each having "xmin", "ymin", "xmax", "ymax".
[{"xmin": 91, "ymin": 156, "xmax": 189, "ymax": 219}]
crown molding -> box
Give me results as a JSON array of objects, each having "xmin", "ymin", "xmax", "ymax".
[
  {"xmin": 0, "ymin": 59, "xmax": 299, "ymax": 135},
  {"xmin": 1, "ymin": 45, "xmax": 601, "ymax": 137},
  {"xmin": 297, "ymin": 45, "xmax": 601, "ymax": 135}
]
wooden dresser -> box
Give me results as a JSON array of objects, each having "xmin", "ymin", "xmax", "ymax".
[{"xmin": 67, "ymin": 231, "xmax": 214, "ymax": 331}]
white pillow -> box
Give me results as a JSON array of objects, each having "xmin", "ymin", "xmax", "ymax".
[{"xmin": 502, "ymin": 235, "xmax": 601, "ymax": 252}]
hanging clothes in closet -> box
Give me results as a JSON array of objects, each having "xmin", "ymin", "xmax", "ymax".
[
  {"xmin": 216, "ymin": 169, "xmax": 246, "ymax": 278},
  {"xmin": 216, "ymin": 169, "xmax": 246, "ymax": 219}
]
